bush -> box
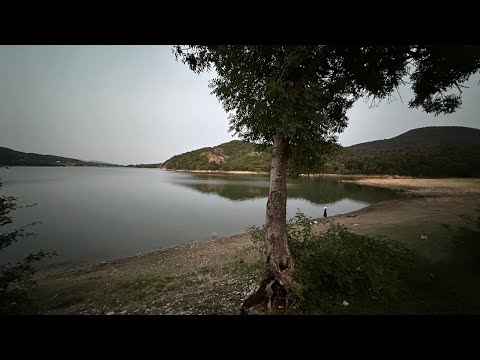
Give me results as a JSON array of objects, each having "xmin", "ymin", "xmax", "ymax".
[
  {"xmin": 0, "ymin": 178, "xmax": 55, "ymax": 314},
  {"xmin": 247, "ymin": 211, "xmax": 425, "ymax": 314}
]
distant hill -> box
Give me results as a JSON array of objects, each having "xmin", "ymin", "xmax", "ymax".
[
  {"xmin": 162, "ymin": 140, "xmax": 272, "ymax": 172},
  {"xmin": 0, "ymin": 146, "xmax": 123, "ymax": 167},
  {"xmin": 324, "ymin": 126, "xmax": 480, "ymax": 177},
  {"xmin": 159, "ymin": 126, "xmax": 480, "ymax": 177},
  {"xmin": 349, "ymin": 126, "xmax": 480, "ymax": 151}
]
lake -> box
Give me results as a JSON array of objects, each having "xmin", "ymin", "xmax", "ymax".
[{"xmin": 0, "ymin": 167, "xmax": 399, "ymax": 269}]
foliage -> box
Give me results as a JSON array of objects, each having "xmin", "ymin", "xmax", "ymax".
[
  {"xmin": 174, "ymin": 45, "xmax": 480, "ymax": 175},
  {"xmin": 163, "ymin": 140, "xmax": 272, "ymax": 172},
  {"xmin": 127, "ymin": 163, "xmax": 162, "ymax": 168},
  {"xmin": 247, "ymin": 211, "xmax": 425, "ymax": 313},
  {"xmin": 0, "ymin": 178, "xmax": 55, "ymax": 314},
  {"xmin": 173, "ymin": 45, "xmax": 479, "ymax": 311},
  {"xmin": 448, "ymin": 215, "xmax": 480, "ymax": 273},
  {"xmin": 321, "ymin": 126, "xmax": 480, "ymax": 177},
  {"xmin": 164, "ymin": 126, "xmax": 480, "ymax": 177},
  {"xmin": 322, "ymin": 144, "xmax": 480, "ymax": 177}
]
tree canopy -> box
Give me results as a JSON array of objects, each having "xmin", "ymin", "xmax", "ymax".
[
  {"xmin": 175, "ymin": 45, "xmax": 480, "ymax": 174},
  {"xmin": 174, "ymin": 45, "xmax": 480, "ymax": 314}
]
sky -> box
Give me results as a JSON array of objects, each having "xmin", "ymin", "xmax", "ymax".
[{"xmin": 0, "ymin": 45, "xmax": 479, "ymax": 165}]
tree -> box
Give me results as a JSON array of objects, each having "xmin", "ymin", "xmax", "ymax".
[
  {"xmin": 174, "ymin": 45, "xmax": 480, "ymax": 314},
  {"xmin": 0, "ymin": 177, "xmax": 54, "ymax": 314}
]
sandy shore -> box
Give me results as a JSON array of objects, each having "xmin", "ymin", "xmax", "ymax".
[{"xmin": 31, "ymin": 177, "xmax": 480, "ymax": 315}]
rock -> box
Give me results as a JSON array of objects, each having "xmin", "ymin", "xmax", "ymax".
[
  {"xmin": 120, "ymin": 310, "xmax": 128, "ymax": 315},
  {"xmin": 106, "ymin": 311, "xmax": 115, "ymax": 315}
]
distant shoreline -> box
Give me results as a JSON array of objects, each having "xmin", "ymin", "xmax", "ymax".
[
  {"xmin": 0, "ymin": 165, "xmax": 454, "ymax": 181},
  {"xmin": 1, "ymin": 164, "xmax": 125, "ymax": 168},
  {"xmin": 162, "ymin": 169, "xmax": 270, "ymax": 175},
  {"xmin": 162, "ymin": 168, "xmax": 417, "ymax": 179}
]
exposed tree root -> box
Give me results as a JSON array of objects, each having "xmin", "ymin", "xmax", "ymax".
[{"xmin": 241, "ymin": 271, "xmax": 297, "ymax": 315}]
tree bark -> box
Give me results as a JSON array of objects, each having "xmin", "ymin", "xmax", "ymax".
[{"xmin": 241, "ymin": 134, "xmax": 294, "ymax": 314}]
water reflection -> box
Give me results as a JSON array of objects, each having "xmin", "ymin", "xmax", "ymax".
[
  {"xmin": 0, "ymin": 168, "xmax": 400, "ymax": 269},
  {"xmin": 172, "ymin": 173, "xmax": 400, "ymax": 204}
]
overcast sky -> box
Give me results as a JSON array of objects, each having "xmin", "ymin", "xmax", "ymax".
[{"xmin": 1, "ymin": 45, "xmax": 479, "ymax": 165}]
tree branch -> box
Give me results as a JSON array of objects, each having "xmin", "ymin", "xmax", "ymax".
[
  {"xmin": 396, "ymin": 87, "xmax": 404, "ymax": 103},
  {"xmin": 455, "ymin": 82, "xmax": 463, "ymax": 94}
]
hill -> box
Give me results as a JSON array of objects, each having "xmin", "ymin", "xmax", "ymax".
[
  {"xmin": 324, "ymin": 126, "xmax": 480, "ymax": 177},
  {"xmin": 349, "ymin": 126, "xmax": 480, "ymax": 150},
  {"xmin": 162, "ymin": 140, "xmax": 272, "ymax": 172},
  {"xmin": 160, "ymin": 126, "xmax": 480, "ymax": 177},
  {"xmin": 0, "ymin": 146, "xmax": 123, "ymax": 167}
]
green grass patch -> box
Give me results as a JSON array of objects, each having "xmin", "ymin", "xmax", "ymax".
[{"xmin": 242, "ymin": 211, "xmax": 480, "ymax": 314}]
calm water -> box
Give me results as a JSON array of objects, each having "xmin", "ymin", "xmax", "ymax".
[{"xmin": 0, "ymin": 167, "xmax": 399, "ymax": 269}]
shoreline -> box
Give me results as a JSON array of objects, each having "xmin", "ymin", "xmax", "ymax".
[
  {"xmin": 32, "ymin": 177, "xmax": 480, "ymax": 315},
  {"xmin": 36, "ymin": 177, "xmax": 480, "ymax": 276},
  {"xmin": 162, "ymin": 168, "xmax": 415, "ymax": 178},
  {"xmin": 161, "ymin": 168, "xmax": 269, "ymax": 175}
]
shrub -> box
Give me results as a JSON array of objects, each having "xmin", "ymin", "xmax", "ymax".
[
  {"xmin": 247, "ymin": 211, "xmax": 424, "ymax": 314},
  {"xmin": 0, "ymin": 178, "xmax": 55, "ymax": 314}
]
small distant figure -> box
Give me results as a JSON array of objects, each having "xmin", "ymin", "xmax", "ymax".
[{"xmin": 323, "ymin": 206, "xmax": 327, "ymax": 218}]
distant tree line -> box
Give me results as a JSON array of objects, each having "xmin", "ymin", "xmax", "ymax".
[
  {"xmin": 319, "ymin": 145, "xmax": 480, "ymax": 177},
  {"xmin": 162, "ymin": 140, "xmax": 480, "ymax": 178}
]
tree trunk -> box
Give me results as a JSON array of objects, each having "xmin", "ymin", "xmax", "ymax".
[{"xmin": 241, "ymin": 135, "xmax": 295, "ymax": 314}]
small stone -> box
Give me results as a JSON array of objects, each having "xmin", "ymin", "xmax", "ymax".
[
  {"xmin": 106, "ymin": 311, "xmax": 115, "ymax": 315},
  {"xmin": 120, "ymin": 310, "xmax": 128, "ymax": 315},
  {"xmin": 342, "ymin": 300, "xmax": 349, "ymax": 306}
]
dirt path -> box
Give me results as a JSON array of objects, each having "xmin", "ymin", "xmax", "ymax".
[{"xmin": 31, "ymin": 178, "xmax": 480, "ymax": 315}]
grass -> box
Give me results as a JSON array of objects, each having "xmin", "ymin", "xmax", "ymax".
[
  {"xmin": 30, "ymin": 263, "xmax": 253, "ymax": 315},
  {"xmin": 237, "ymin": 211, "xmax": 480, "ymax": 315},
  {"xmin": 25, "ymin": 208, "xmax": 480, "ymax": 315}
]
